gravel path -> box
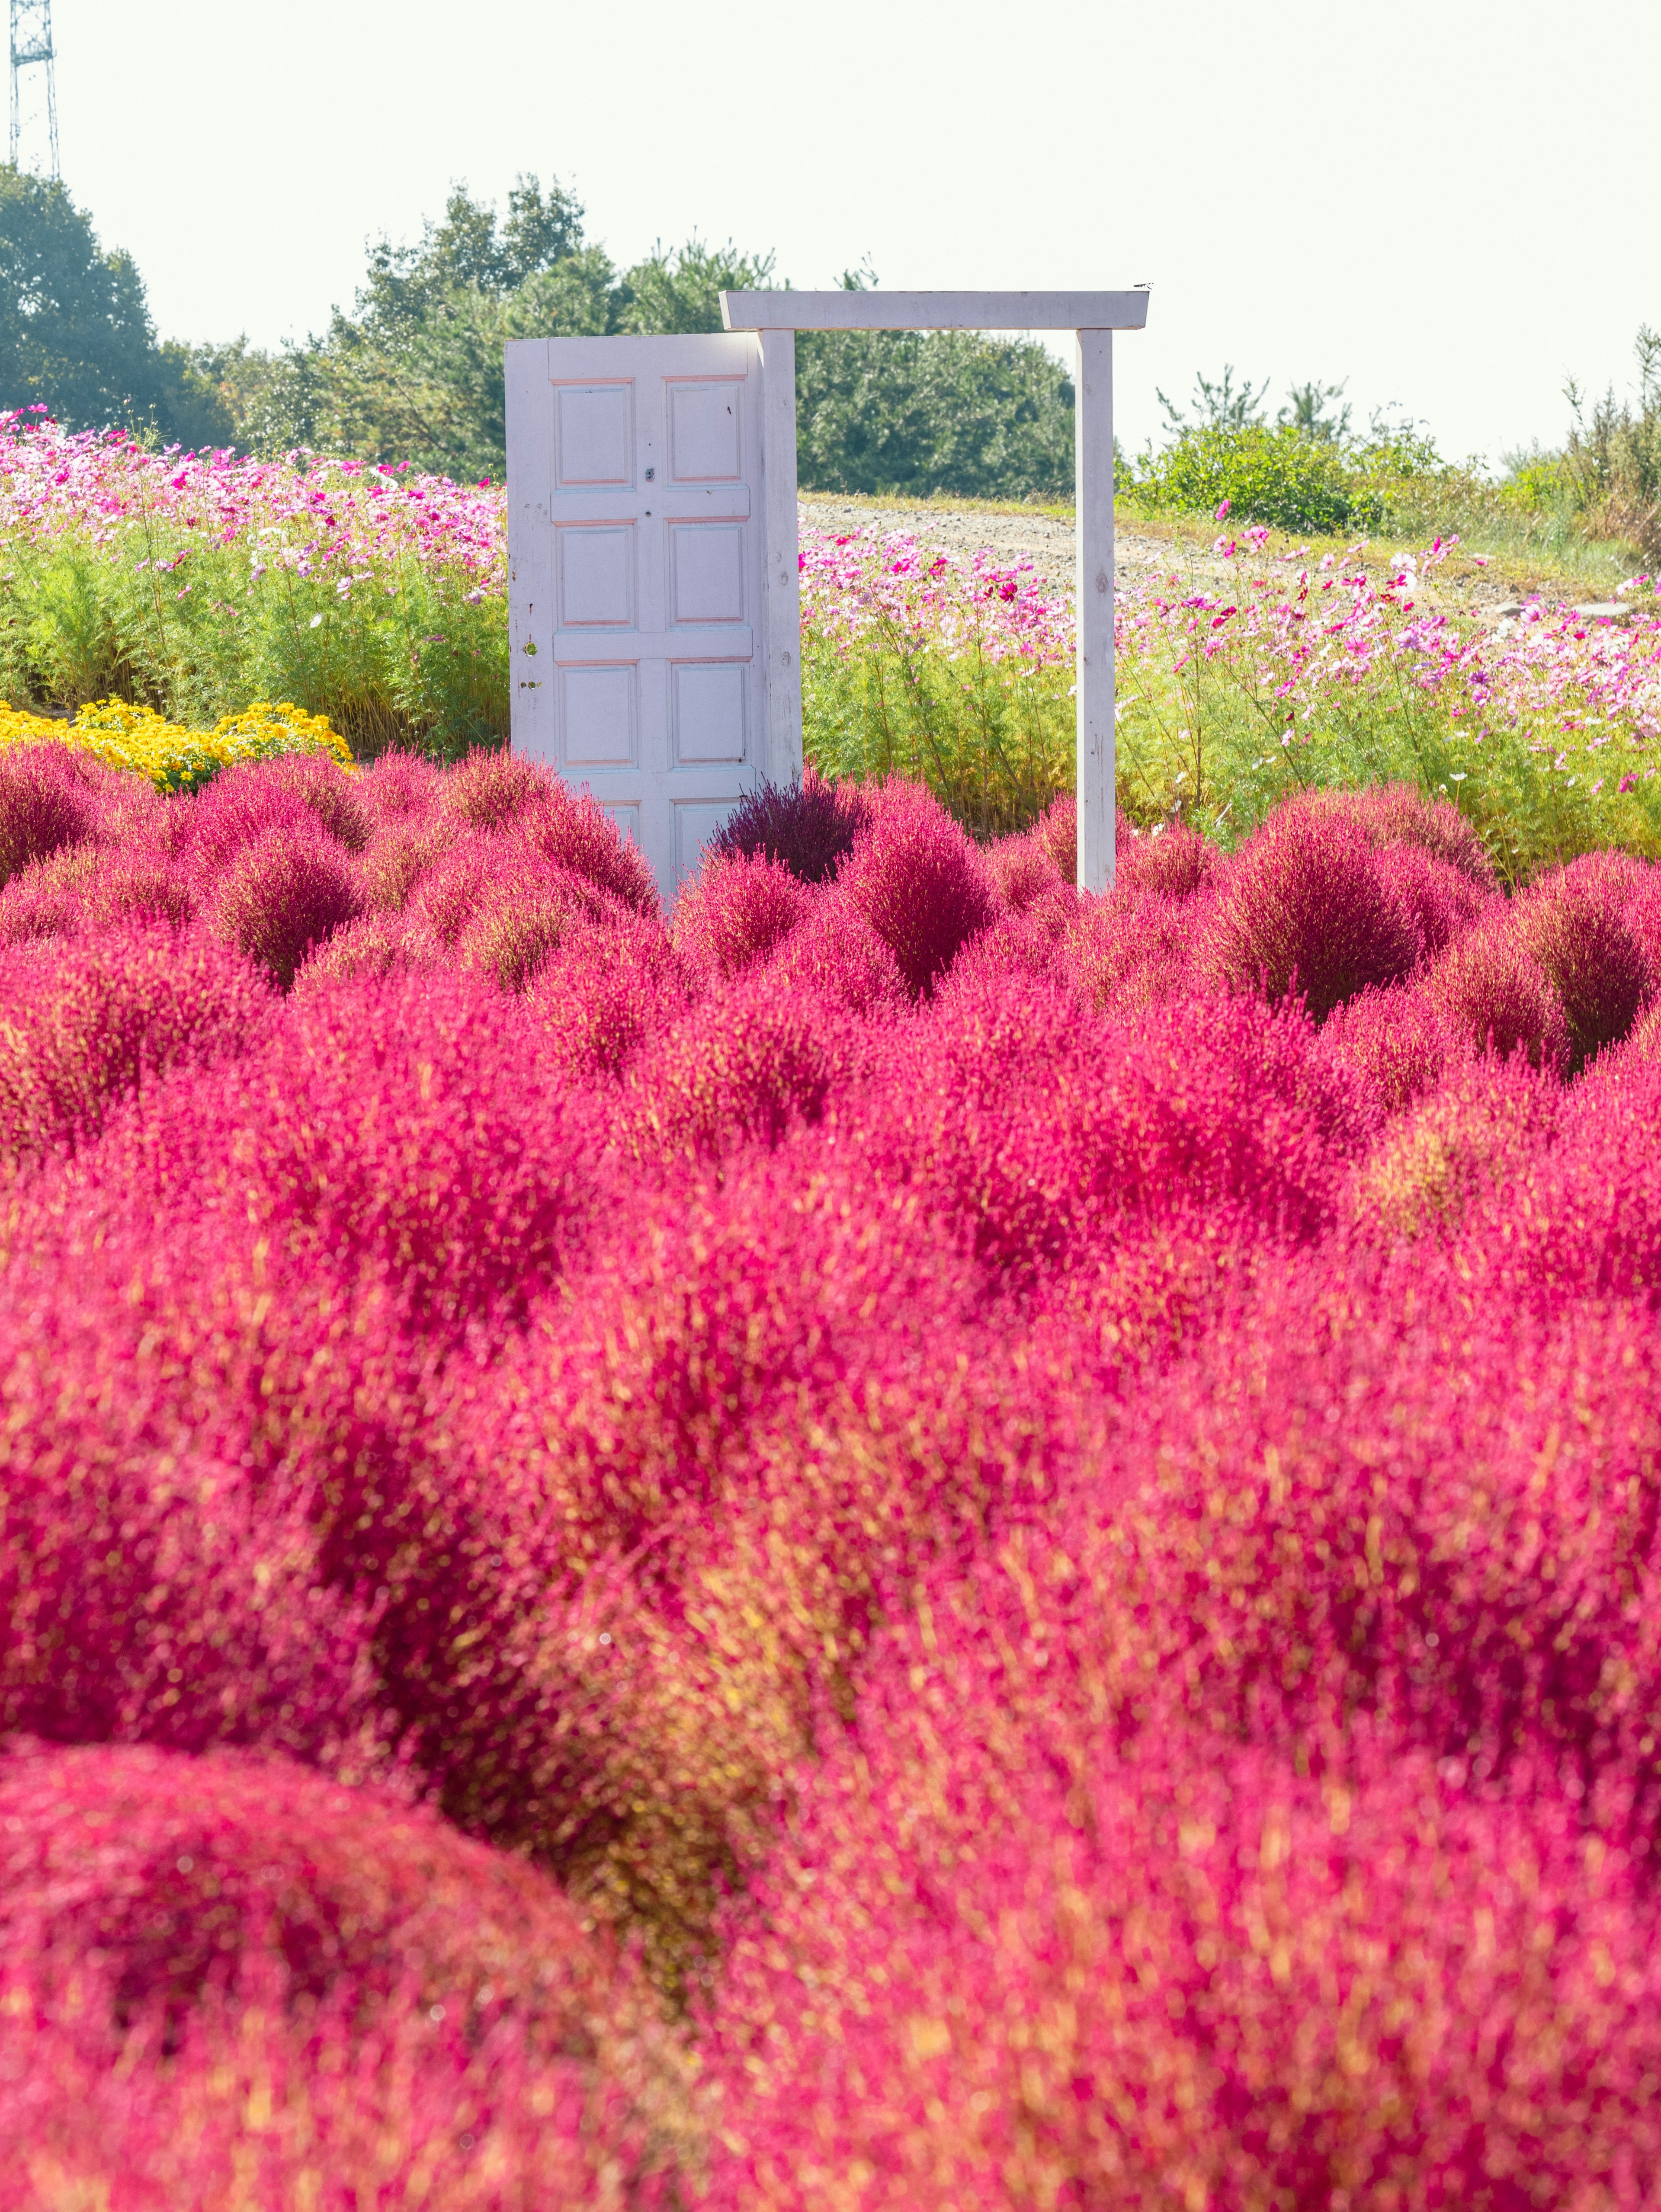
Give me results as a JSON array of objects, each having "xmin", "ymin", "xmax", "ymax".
[{"xmin": 797, "ymin": 495, "xmax": 1629, "ymax": 626}]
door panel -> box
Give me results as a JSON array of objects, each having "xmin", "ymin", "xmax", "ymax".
[{"xmin": 507, "ymin": 333, "xmax": 771, "ymax": 902}]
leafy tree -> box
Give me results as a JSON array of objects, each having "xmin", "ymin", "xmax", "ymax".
[
  {"xmin": 198, "ymin": 182, "xmax": 1075, "ymax": 498},
  {"xmin": 0, "ymin": 166, "xmax": 230, "ymax": 445},
  {"xmin": 1279, "ymin": 378, "xmax": 1352, "ymax": 443},
  {"xmin": 207, "ymin": 182, "xmax": 776, "ymax": 480},
  {"xmin": 797, "ymin": 325, "xmax": 1074, "ymax": 499},
  {"xmin": 1156, "ymin": 365, "xmax": 1270, "ymax": 434}
]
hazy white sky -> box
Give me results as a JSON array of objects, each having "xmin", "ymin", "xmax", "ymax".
[{"xmin": 24, "ymin": 0, "xmax": 1658, "ymax": 467}]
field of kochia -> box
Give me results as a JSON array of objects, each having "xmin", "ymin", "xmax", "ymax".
[{"xmin": 0, "ymin": 719, "xmax": 1660, "ymax": 2207}]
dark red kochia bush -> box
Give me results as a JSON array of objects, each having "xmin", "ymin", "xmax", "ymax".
[
  {"xmin": 210, "ymin": 823, "xmax": 362, "ymax": 989},
  {"xmin": 0, "ymin": 925, "xmax": 273, "ymax": 1166},
  {"xmin": 0, "ymin": 1742, "xmax": 693, "ymax": 2207},
  {"xmin": 1206, "ymin": 795, "xmax": 1426, "ymax": 1019},
  {"xmin": 836, "ymin": 778, "xmax": 998, "ymax": 997},
  {"xmin": 709, "ymin": 767, "xmax": 869, "ymax": 884},
  {"xmin": 705, "ymin": 1687, "xmax": 1661, "ymax": 2212},
  {"xmin": 671, "ymin": 849, "xmax": 812, "ymax": 983},
  {"xmin": 0, "ymin": 741, "xmax": 109, "ymax": 886}
]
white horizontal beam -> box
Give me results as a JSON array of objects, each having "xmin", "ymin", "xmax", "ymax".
[{"xmin": 721, "ymin": 289, "xmax": 1150, "ymax": 333}]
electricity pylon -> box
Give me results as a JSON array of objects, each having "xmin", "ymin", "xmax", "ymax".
[{"xmin": 10, "ymin": 0, "xmax": 58, "ymax": 177}]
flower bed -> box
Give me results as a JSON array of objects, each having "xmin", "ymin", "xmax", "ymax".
[
  {"xmin": 1, "ymin": 736, "xmax": 1660, "ymax": 2203},
  {"xmin": 0, "ymin": 413, "xmax": 506, "ymax": 754},
  {"xmin": 802, "ymin": 519, "xmax": 1661, "ymax": 877}
]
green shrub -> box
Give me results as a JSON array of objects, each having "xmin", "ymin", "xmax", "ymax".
[{"xmin": 1126, "ymin": 422, "xmax": 1385, "ymax": 536}]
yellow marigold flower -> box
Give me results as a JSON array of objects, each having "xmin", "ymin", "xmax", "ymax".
[{"xmin": 0, "ymin": 698, "xmax": 356, "ymax": 793}]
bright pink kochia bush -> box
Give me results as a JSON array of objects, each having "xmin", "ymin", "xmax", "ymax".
[
  {"xmin": 671, "ymin": 848, "xmax": 812, "ymax": 983},
  {"xmin": 1318, "ymin": 977, "xmax": 1462, "ymax": 1116},
  {"xmin": 1515, "ymin": 849, "xmax": 1652, "ymax": 1070},
  {"xmin": 210, "ymin": 823, "xmax": 363, "ymax": 990},
  {"xmin": 1425, "ymin": 918, "xmax": 1573, "ymax": 1068},
  {"xmin": 836, "ymin": 778, "xmax": 998, "ymax": 996},
  {"xmin": 530, "ymin": 911, "xmax": 690, "ymax": 1082},
  {"xmin": 0, "ymin": 1741, "xmax": 655, "ymax": 2045},
  {"xmin": 215, "ymin": 970, "xmax": 601, "ymax": 1332},
  {"xmin": 1116, "ymin": 815, "xmax": 1217, "ymax": 900},
  {"xmin": 1061, "ymin": 884, "xmax": 1198, "ymax": 1012},
  {"xmin": 985, "ymin": 827, "xmax": 1061, "ymax": 913},
  {"xmin": 624, "ymin": 972, "xmax": 863, "ymax": 1165},
  {"xmin": 1377, "ymin": 839, "xmax": 1490, "ymax": 957},
  {"xmin": 706, "ymin": 1697, "xmax": 1660, "ymax": 2212},
  {"xmin": 1315, "ymin": 779, "xmax": 1497, "ymax": 885},
  {"xmin": 0, "ymin": 925, "xmax": 273, "ymax": 1165},
  {"xmin": 356, "ymin": 814, "xmax": 458, "ymax": 912},
  {"xmin": 177, "ymin": 754, "xmax": 360, "ymax": 877},
  {"xmin": 458, "ymin": 854, "xmax": 628, "ymax": 995},
  {"xmin": 853, "ymin": 976, "xmax": 1368, "ymax": 1283},
  {"xmin": 292, "ymin": 906, "xmax": 430, "ymax": 991},
  {"xmin": 1206, "ymin": 795, "xmax": 1426, "ymax": 1019},
  {"xmin": 0, "ymin": 1741, "xmax": 692, "ymax": 2208},
  {"xmin": 357, "ymin": 746, "xmax": 444, "ymax": 827},
  {"xmin": 761, "ymin": 890, "xmax": 909, "ymax": 1016},
  {"xmin": 438, "ymin": 746, "xmax": 660, "ymax": 916},
  {"xmin": 0, "ymin": 741, "xmax": 113, "ymax": 886},
  {"xmin": 0, "ymin": 1282, "xmax": 388, "ymax": 1773},
  {"xmin": 0, "ymin": 841, "xmax": 196, "ymax": 948}
]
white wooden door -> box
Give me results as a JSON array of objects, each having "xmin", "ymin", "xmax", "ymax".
[{"xmin": 507, "ymin": 332, "xmax": 788, "ymax": 901}]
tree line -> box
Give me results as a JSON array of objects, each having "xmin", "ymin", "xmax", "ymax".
[{"xmin": 0, "ymin": 167, "xmax": 1075, "ymax": 501}]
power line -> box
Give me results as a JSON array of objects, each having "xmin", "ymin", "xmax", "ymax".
[{"xmin": 10, "ymin": 0, "xmax": 58, "ymax": 178}]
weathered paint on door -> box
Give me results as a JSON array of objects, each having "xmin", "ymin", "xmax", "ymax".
[{"xmin": 506, "ymin": 332, "xmax": 773, "ymax": 900}]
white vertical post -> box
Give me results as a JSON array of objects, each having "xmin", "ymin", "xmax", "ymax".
[
  {"xmin": 1075, "ymin": 327, "xmax": 1115, "ymax": 892},
  {"xmin": 757, "ymin": 327, "xmax": 803, "ymax": 786}
]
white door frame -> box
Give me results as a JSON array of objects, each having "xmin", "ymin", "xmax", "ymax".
[{"xmin": 721, "ymin": 288, "xmax": 1149, "ymax": 893}]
